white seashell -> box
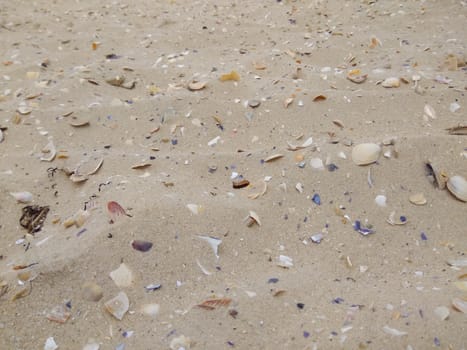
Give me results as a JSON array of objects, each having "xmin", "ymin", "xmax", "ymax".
[
  {"xmin": 295, "ymin": 182, "xmax": 304, "ymax": 193},
  {"xmin": 446, "ymin": 175, "xmax": 467, "ymax": 202},
  {"xmin": 44, "ymin": 337, "xmax": 58, "ymax": 350},
  {"xmin": 0, "ymin": 129, "xmax": 3, "ymax": 143},
  {"xmin": 208, "ymin": 136, "xmax": 220, "ymax": 146},
  {"xmin": 141, "ymin": 303, "xmax": 160, "ymax": 317},
  {"xmin": 300, "ymin": 137, "xmax": 313, "ymax": 148},
  {"xmin": 381, "ymin": 77, "xmax": 400, "ymax": 88},
  {"xmin": 375, "ymin": 195, "xmax": 387, "ymax": 207},
  {"xmin": 187, "ymin": 203, "xmax": 202, "ymax": 215},
  {"xmin": 17, "ymin": 106, "xmax": 32, "ymax": 115},
  {"xmin": 40, "ymin": 141, "xmax": 56, "ymax": 162},
  {"xmin": 449, "ymin": 102, "xmax": 460, "ymax": 113},
  {"xmin": 434, "ymin": 306, "xmax": 450, "ymax": 320},
  {"xmin": 337, "ymin": 151, "xmax": 347, "ymax": 159},
  {"xmin": 423, "ymin": 104, "xmax": 436, "ymax": 120},
  {"xmin": 104, "ymin": 292, "xmax": 129, "ymax": 320},
  {"xmin": 382, "ymin": 325, "xmax": 407, "ymax": 336},
  {"xmin": 75, "ymin": 156, "xmax": 104, "ymax": 176},
  {"xmin": 310, "ymin": 157, "xmax": 324, "ymax": 170},
  {"xmin": 109, "ymin": 263, "xmax": 134, "ymax": 288},
  {"xmin": 277, "ymin": 255, "xmax": 293, "ymax": 268},
  {"xmin": 197, "ymin": 235, "xmax": 222, "ymax": 259},
  {"xmin": 10, "ymin": 191, "xmax": 33, "ymax": 203},
  {"xmin": 351, "ymin": 143, "xmax": 381, "ymax": 165}
]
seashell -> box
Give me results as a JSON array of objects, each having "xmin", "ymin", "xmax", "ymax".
[
  {"xmin": 423, "ymin": 104, "xmax": 436, "ymax": 120},
  {"xmin": 131, "ymin": 239, "xmax": 153, "ymax": 252},
  {"xmin": 381, "ymin": 77, "xmax": 400, "ymax": 88},
  {"xmin": 104, "ymin": 292, "xmax": 129, "ymax": 320},
  {"xmin": 409, "ymin": 193, "xmax": 427, "ymax": 205},
  {"xmin": 109, "ymin": 263, "xmax": 134, "ymax": 288},
  {"xmin": 219, "ymin": 70, "xmax": 240, "ymax": 81},
  {"xmin": 446, "ymin": 125, "xmax": 467, "ymax": 135},
  {"xmin": 375, "ymin": 195, "xmax": 387, "ymax": 207},
  {"xmin": 187, "ymin": 203, "xmax": 202, "ymax": 215},
  {"xmin": 248, "ymin": 99, "xmax": 261, "ymax": 108},
  {"xmin": 170, "ymin": 335, "xmax": 192, "ymax": 350},
  {"xmin": 386, "ymin": 211, "xmax": 407, "ymax": 225},
  {"xmin": 434, "ymin": 306, "xmax": 450, "ymax": 320},
  {"xmin": 382, "ymin": 325, "xmax": 407, "ymax": 337},
  {"xmin": 0, "ymin": 129, "xmax": 3, "ymax": 143},
  {"xmin": 295, "ymin": 182, "xmax": 304, "ymax": 193},
  {"xmin": 17, "ymin": 106, "xmax": 32, "ymax": 115},
  {"xmin": 446, "ymin": 175, "xmax": 467, "ymax": 202},
  {"xmin": 69, "ymin": 117, "xmax": 90, "ymax": 127},
  {"xmin": 425, "ymin": 161, "xmax": 448, "ymax": 189},
  {"xmin": 264, "ymin": 154, "xmax": 284, "ymax": 162},
  {"xmin": 69, "ymin": 173, "xmax": 88, "ymax": 183},
  {"xmin": 347, "ymin": 71, "xmax": 367, "ymax": 84},
  {"xmin": 245, "ymin": 211, "xmax": 261, "ymax": 227},
  {"xmin": 187, "ymin": 81, "xmax": 207, "ymax": 91},
  {"xmin": 82, "ymin": 281, "xmax": 103, "ymax": 302},
  {"xmin": 131, "ymin": 162, "xmax": 151, "ymax": 169},
  {"xmin": 447, "ymin": 259, "xmax": 467, "ymax": 267},
  {"xmin": 75, "ymin": 156, "xmax": 104, "ymax": 176},
  {"xmin": 197, "ymin": 235, "xmax": 222, "ymax": 259},
  {"xmin": 283, "ymin": 97, "xmax": 294, "ymax": 108},
  {"xmin": 197, "ymin": 298, "xmax": 232, "ymax": 310},
  {"xmin": 277, "ymin": 255, "xmax": 293, "ymax": 268},
  {"xmin": 312, "ymin": 94, "xmax": 327, "ymax": 102},
  {"xmin": 141, "ymin": 303, "xmax": 160, "ymax": 317},
  {"xmin": 46, "ymin": 305, "xmax": 71, "ymax": 324},
  {"xmin": 232, "ymin": 178, "xmax": 249, "ymax": 189},
  {"xmin": 40, "ymin": 141, "xmax": 56, "ymax": 162},
  {"xmin": 452, "ymin": 298, "xmax": 467, "ymax": 314},
  {"xmin": 10, "ymin": 191, "xmax": 33, "ymax": 203},
  {"xmin": 351, "ymin": 143, "xmax": 381, "ymax": 165},
  {"xmin": 310, "ymin": 158, "xmax": 325, "ymax": 170},
  {"xmin": 44, "ymin": 337, "xmax": 58, "ymax": 350},
  {"xmin": 106, "ymin": 76, "xmax": 125, "ymax": 87}
]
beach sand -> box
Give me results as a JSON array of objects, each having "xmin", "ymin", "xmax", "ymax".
[{"xmin": 0, "ymin": 0, "xmax": 466, "ymax": 349}]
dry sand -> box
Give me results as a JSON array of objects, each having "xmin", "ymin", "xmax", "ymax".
[{"xmin": 1, "ymin": 0, "xmax": 466, "ymax": 349}]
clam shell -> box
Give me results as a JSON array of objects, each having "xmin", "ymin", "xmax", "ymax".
[
  {"xmin": 452, "ymin": 298, "xmax": 467, "ymax": 314},
  {"xmin": 69, "ymin": 117, "xmax": 90, "ymax": 127},
  {"xmin": 351, "ymin": 143, "xmax": 381, "ymax": 165},
  {"xmin": 69, "ymin": 174, "xmax": 88, "ymax": 183},
  {"xmin": 75, "ymin": 156, "xmax": 104, "ymax": 176},
  {"xmin": 17, "ymin": 106, "xmax": 32, "ymax": 115},
  {"xmin": 104, "ymin": 292, "xmax": 129, "ymax": 320},
  {"xmin": 446, "ymin": 175, "xmax": 467, "ymax": 202},
  {"xmin": 246, "ymin": 211, "xmax": 261, "ymax": 227}
]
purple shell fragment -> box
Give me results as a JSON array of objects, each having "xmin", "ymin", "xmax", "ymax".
[
  {"xmin": 131, "ymin": 240, "xmax": 153, "ymax": 252},
  {"xmin": 353, "ymin": 220, "xmax": 375, "ymax": 235},
  {"xmin": 312, "ymin": 193, "xmax": 321, "ymax": 205},
  {"xmin": 421, "ymin": 232, "xmax": 427, "ymax": 241}
]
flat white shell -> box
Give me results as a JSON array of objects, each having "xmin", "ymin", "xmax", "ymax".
[
  {"xmin": 375, "ymin": 195, "xmax": 387, "ymax": 207},
  {"xmin": 352, "ymin": 143, "xmax": 381, "ymax": 165},
  {"xmin": 10, "ymin": 191, "xmax": 33, "ymax": 203},
  {"xmin": 104, "ymin": 292, "xmax": 129, "ymax": 320},
  {"xmin": 141, "ymin": 303, "xmax": 160, "ymax": 317},
  {"xmin": 434, "ymin": 306, "xmax": 450, "ymax": 320},
  {"xmin": 446, "ymin": 175, "xmax": 467, "ymax": 202},
  {"xmin": 109, "ymin": 263, "xmax": 134, "ymax": 288},
  {"xmin": 381, "ymin": 77, "xmax": 400, "ymax": 88}
]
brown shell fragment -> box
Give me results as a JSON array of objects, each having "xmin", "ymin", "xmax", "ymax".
[
  {"xmin": 347, "ymin": 73, "xmax": 368, "ymax": 84},
  {"xmin": 20, "ymin": 205, "xmax": 50, "ymax": 233},
  {"xmin": 69, "ymin": 117, "xmax": 90, "ymax": 127},
  {"xmin": 446, "ymin": 125, "xmax": 467, "ymax": 135},
  {"xmin": 232, "ymin": 178, "xmax": 250, "ymax": 189},
  {"xmin": 264, "ymin": 154, "xmax": 284, "ymax": 162},
  {"xmin": 313, "ymin": 94, "xmax": 327, "ymax": 102},
  {"xmin": 197, "ymin": 298, "xmax": 232, "ymax": 310},
  {"xmin": 131, "ymin": 162, "xmax": 152, "ymax": 170}
]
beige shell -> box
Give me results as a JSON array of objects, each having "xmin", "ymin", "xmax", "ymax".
[
  {"xmin": 109, "ymin": 263, "xmax": 134, "ymax": 288},
  {"xmin": 264, "ymin": 154, "xmax": 284, "ymax": 162},
  {"xmin": 188, "ymin": 81, "xmax": 207, "ymax": 91},
  {"xmin": 351, "ymin": 143, "xmax": 381, "ymax": 165},
  {"xmin": 381, "ymin": 77, "xmax": 400, "ymax": 88},
  {"xmin": 446, "ymin": 175, "xmax": 467, "ymax": 202},
  {"xmin": 425, "ymin": 161, "xmax": 448, "ymax": 189},
  {"xmin": 104, "ymin": 292, "xmax": 129, "ymax": 320},
  {"xmin": 409, "ymin": 193, "xmax": 427, "ymax": 205}
]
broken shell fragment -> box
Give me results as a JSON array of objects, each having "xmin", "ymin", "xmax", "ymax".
[
  {"xmin": 452, "ymin": 298, "xmax": 467, "ymax": 314},
  {"xmin": 387, "ymin": 211, "xmax": 407, "ymax": 225},
  {"xmin": 351, "ymin": 143, "xmax": 381, "ymax": 165},
  {"xmin": 277, "ymin": 255, "xmax": 293, "ymax": 268},
  {"xmin": 434, "ymin": 306, "xmax": 450, "ymax": 320},
  {"xmin": 170, "ymin": 335, "xmax": 192, "ymax": 350},
  {"xmin": 188, "ymin": 81, "xmax": 207, "ymax": 91},
  {"xmin": 131, "ymin": 240, "xmax": 153, "ymax": 252},
  {"xmin": 40, "ymin": 141, "xmax": 56, "ymax": 162},
  {"xmin": 75, "ymin": 156, "xmax": 104, "ymax": 176},
  {"xmin": 381, "ymin": 77, "xmax": 400, "ymax": 88},
  {"xmin": 69, "ymin": 117, "xmax": 90, "ymax": 127},
  {"xmin": 197, "ymin": 235, "xmax": 222, "ymax": 259},
  {"xmin": 248, "ymin": 99, "xmax": 261, "ymax": 108},
  {"xmin": 109, "ymin": 263, "xmax": 134, "ymax": 288},
  {"xmin": 219, "ymin": 70, "xmax": 240, "ymax": 81},
  {"xmin": 446, "ymin": 175, "xmax": 467, "ymax": 202},
  {"xmin": 264, "ymin": 154, "xmax": 284, "ymax": 162},
  {"xmin": 10, "ymin": 191, "xmax": 33, "ymax": 203},
  {"xmin": 245, "ymin": 211, "xmax": 261, "ymax": 227},
  {"xmin": 17, "ymin": 106, "xmax": 32, "ymax": 115},
  {"xmin": 283, "ymin": 97, "xmax": 294, "ymax": 108},
  {"xmin": 141, "ymin": 303, "xmax": 160, "ymax": 317},
  {"xmin": 46, "ymin": 305, "xmax": 71, "ymax": 324},
  {"xmin": 425, "ymin": 161, "xmax": 448, "ymax": 189},
  {"xmin": 409, "ymin": 193, "xmax": 427, "ymax": 205},
  {"xmin": 131, "ymin": 162, "xmax": 151, "ymax": 170},
  {"xmin": 104, "ymin": 292, "xmax": 129, "ymax": 320}
]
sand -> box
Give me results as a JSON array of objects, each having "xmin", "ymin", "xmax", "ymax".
[{"xmin": 0, "ymin": 0, "xmax": 466, "ymax": 349}]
